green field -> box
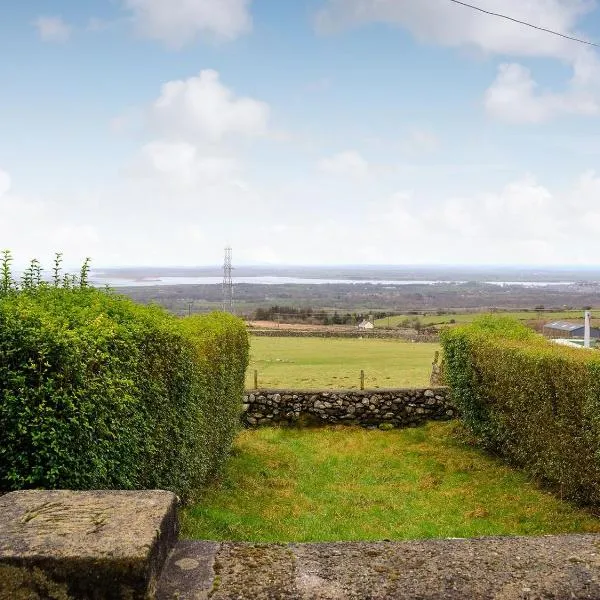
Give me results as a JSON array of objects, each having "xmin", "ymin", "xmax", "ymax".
[
  {"xmin": 246, "ymin": 336, "xmax": 439, "ymax": 389},
  {"xmin": 181, "ymin": 423, "xmax": 600, "ymax": 542},
  {"xmin": 375, "ymin": 310, "xmax": 600, "ymax": 329}
]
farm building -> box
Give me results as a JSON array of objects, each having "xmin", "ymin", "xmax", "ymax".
[
  {"xmin": 543, "ymin": 321, "xmax": 600, "ymax": 339},
  {"xmin": 358, "ymin": 319, "xmax": 374, "ymax": 330}
]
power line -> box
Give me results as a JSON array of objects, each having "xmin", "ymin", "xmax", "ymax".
[{"xmin": 447, "ymin": 0, "xmax": 600, "ymax": 49}]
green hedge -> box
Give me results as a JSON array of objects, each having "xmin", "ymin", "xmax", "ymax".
[
  {"xmin": 441, "ymin": 315, "xmax": 600, "ymax": 505},
  {"xmin": 0, "ymin": 287, "xmax": 248, "ymax": 500}
]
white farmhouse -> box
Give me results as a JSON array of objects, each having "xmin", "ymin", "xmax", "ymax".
[{"xmin": 358, "ymin": 319, "xmax": 374, "ymax": 330}]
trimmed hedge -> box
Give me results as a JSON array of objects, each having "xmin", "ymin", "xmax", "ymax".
[
  {"xmin": 442, "ymin": 315, "xmax": 600, "ymax": 505},
  {"xmin": 0, "ymin": 287, "xmax": 248, "ymax": 500}
]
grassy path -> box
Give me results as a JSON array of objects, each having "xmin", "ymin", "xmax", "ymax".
[
  {"xmin": 182, "ymin": 423, "xmax": 600, "ymax": 542},
  {"xmin": 246, "ymin": 336, "xmax": 439, "ymax": 389}
]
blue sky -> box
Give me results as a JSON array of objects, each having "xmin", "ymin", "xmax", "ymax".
[{"xmin": 2, "ymin": 0, "xmax": 600, "ymax": 267}]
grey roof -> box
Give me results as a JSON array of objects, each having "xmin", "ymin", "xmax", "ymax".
[{"xmin": 544, "ymin": 321, "xmax": 585, "ymax": 332}]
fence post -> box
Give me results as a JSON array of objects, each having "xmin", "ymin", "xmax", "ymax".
[
  {"xmin": 430, "ymin": 351, "xmax": 442, "ymax": 386},
  {"xmin": 360, "ymin": 369, "xmax": 365, "ymax": 391},
  {"xmin": 254, "ymin": 369, "xmax": 258, "ymax": 390}
]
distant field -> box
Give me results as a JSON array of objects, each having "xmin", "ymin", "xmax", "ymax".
[
  {"xmin": 246, "ymin": 336, "xmax": 439, "ymax": 390},
  {"xmin": 375, "ymin": 310, "xmax": 600, "ymax": 329}
]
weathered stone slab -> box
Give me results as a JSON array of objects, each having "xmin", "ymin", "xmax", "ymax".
[
  {"xmin": 157, "ymin": 535, "xmax": 600, "ymax": 599},
  {"xmin": 210, "ymin": 543, "xmax": 299, "ymax": 600},
  {"xmin": 0, "ymin": 490, "xmax": 178, "ymax": 599},
  {"xmin": 291, "ymin": 537, "xmax": 600, "ymax": 599},
  {"xmin": 155, "ymin": 541, "xmax": 218, "ymax": 600}
]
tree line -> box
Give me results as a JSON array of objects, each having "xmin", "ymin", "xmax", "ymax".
[{"xmin": 253, "ymin": 305, "xmax": 390, "ymax": 326}]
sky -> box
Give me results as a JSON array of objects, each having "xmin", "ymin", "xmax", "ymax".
[{"xmin": 2, "ymin": 0, "xmax": 600, "ymax": 267}]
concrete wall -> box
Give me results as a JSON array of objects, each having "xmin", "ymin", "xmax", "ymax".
[{"xmin": 243, "ymin": 387, "xmax": 454, "ymax": 428}]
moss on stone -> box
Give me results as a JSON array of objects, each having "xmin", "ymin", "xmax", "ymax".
[{"xmin": 0, "ymin": 565, "xmax": 71, "ymax": 600}]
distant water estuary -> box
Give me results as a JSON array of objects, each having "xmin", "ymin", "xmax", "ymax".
[
  {"xmin": 89, "ymin": 274, "xmax": 579, "ymax": 288},
  {"xmin": 79, "ymin": 267, "xmax": 600, "ymax": 317}
]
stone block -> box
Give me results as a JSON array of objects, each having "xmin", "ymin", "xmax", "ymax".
[{"xmin": 0, "ymin": 489, "xmax": 178, "ymax": 599}]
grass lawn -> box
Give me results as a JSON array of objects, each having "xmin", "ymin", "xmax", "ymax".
[
  {"xmin": 375, "ymin": 310, "xmax": 600, "ymax": 329},
  {"xmin": 181, "ymin": 423, "xmax": 600, "ymax": 542},
  {"xmin": 246, "ymin": 336, "xmax": 439, "ymax": 389}
]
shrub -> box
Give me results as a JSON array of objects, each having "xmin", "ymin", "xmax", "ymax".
[
  {"xmin": 0, "ymin": 258, "xmax": 248, "ymax": 499},
  {"xmin": 441, "ymin": 315, "xmax": 600, "ymax": 505}
]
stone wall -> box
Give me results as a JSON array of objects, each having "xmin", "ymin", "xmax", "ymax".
[
  {"xmin": 249, "ymin": 329, "xmax": 440, "ymax": 343},
  {"xmin": 242, "ymin": 388, "xmax": 454, "ymax": 429}
]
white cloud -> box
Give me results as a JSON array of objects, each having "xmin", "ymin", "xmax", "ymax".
[
  {"xmin": 485, "ymin": 61, "xmax": 600, "ymax": 122},
  {"xmin": 217, "ymin": 170, "xmax": 600, "ymax": 265},
  {"xmin": 118, "ymin": 70, "xmax": 268, "ymax": 206},
  {"xmin": 0, "ymin": 164, "xmax": 259, "ymax": 268},
  {"xmin": 33, "ymin": 16, "xmax": 72, "ymax": 43},
  {"xmin": 318, "ymin": 150, "xmax": 370, "ymax": 177},
  {"xmin": 123, "ymin": 0, "xmax": 252, "ymax": 48},
  {"xmin": 0, "ymin": 176, "xmax": 101, "ymax": 265},
  {"xmin": 132, "ymin": 141, "xmax": 239, "ymax": 187},
  {"xmin": 316, "ymin": 0, "xmax": 591, "ymax": 61},
  {"xmin": 5, "ymin": 166, "xmax": 600, "ymax": 266},
  {"xmin": 242, "ymin": 172, "xmax": 590, "ymax": 265},
  {"xmin": 479, "ymin": 176, "xmax": 560, "ymax": 238},
  {"xmin": 485, "ymin": 63, "xmax": 555, "ymax": 123},
  {"xmin": 149, "ymin": 70, "xmax": 269, "ymax": 143},
  {"xmin": 317, "ymin": 0, "xmax": 600, "ymax": 123},
  {"xmin": 349, "ymin": 174, "xmax": 584, "ymax": 264},
  {"xmin": 50, "ymin": 225, "xmax": 100, "ymax": 248}
]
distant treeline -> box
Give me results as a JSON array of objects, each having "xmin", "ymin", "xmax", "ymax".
[
  {"xmin": 253, "ymin": 305, "xmax": 390, "ymax": 326},
  {"xmin": 118, "ymin": 281, "xmax": 600, "ymax": 317}
]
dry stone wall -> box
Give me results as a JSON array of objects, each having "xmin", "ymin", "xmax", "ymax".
[
  {"xmin": 242, "ymin": 388, "xmax": 454, "ymax": 429},
  {"xmin": 249, "ymin": 329, "xmax": 440, "ymax": 342}
]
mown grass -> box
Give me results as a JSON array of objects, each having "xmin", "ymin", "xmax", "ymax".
[
  {"xmin": 246, "ymin": 336, "xmax": 439, "ymax": 389},
  {"xmin": 181, "ymin": 423, "xmax": 600, "ymax": 542},
  {"xmin": 375, "ymin": 310, "xmax": 600, "ymax": 329}
]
